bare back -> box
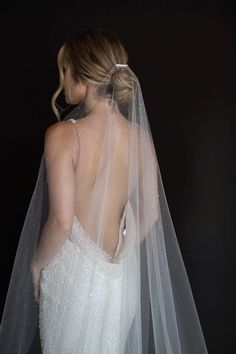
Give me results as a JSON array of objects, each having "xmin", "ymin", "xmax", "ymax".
[{"xmin": 73, "ymin": 115, "xmax": 131, "ymax": 258}]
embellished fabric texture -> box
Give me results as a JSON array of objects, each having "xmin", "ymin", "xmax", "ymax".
[{"xmin": 39, "ymin": 202, "xmax": 138, "ymax": 354}]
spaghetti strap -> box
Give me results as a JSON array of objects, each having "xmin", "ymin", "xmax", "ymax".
[{"xmin": 68, "ymin": 118, "xmax": 81, "ymax": 169}]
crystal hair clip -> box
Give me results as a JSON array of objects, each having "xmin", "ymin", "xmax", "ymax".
[{"xmin": 115, "ymin": 64, "xmax": 128, "ymax": 67}]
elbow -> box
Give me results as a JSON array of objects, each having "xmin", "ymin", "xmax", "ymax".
[
  {"xmin": 59, "ymin": 219, "xmax": 74, "ymax": 231},
  {"xmin": 47, "ymin": 215, "xmax": 74, "ymax": 232}
]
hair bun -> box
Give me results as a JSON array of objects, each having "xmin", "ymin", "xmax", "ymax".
[{"xmin": 110, "ymin": 68, "xmax": 137, "ymax": 105}]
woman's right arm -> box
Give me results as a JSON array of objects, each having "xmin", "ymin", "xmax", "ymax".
[{"xmin": 32, "ymin": 122, "xmax": 78, "ymax": 272}]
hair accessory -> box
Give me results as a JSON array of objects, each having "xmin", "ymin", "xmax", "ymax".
[{"xmin": 115, "ymin": 64, "xmax": 128, "ymax": 67}]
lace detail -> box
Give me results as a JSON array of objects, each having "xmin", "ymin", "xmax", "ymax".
[
  {"xmin": 73, "ymin": 216, "xmax": 121, "ymax": 262},
  {"xmin": 39, "ymin": 214, "xmax": 138, "ymax": 354}
]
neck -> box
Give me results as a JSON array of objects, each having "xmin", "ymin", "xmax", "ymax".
[{"xmin": 83, "ymin": 85, "xmax": 119, "ymax": 120}]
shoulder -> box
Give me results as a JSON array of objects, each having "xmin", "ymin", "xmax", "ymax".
[
  {"xmin": 44, "ymin": 121, "xmax": 77, "ymax": 147},
  {"xmin": 44, "ymin": 120, "xmax": 75, "ymax": 143},
  {"xmin": 44, "ymin": 120, "xmax": 79, "ymax": 163}
]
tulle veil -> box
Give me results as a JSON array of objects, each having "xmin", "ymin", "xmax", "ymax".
[{"xmin": 0, "ymin": 64, "xmax": 208, "ymax": 353}]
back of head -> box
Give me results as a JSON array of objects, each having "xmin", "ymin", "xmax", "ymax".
[{"xmin": 52, "ymin": 28, "xmax": 136, "ymax": 119}]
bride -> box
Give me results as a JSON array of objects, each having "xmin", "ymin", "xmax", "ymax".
[{"xmin": 0, "ymin": 28, "xmax": 208, "ymax": 353}]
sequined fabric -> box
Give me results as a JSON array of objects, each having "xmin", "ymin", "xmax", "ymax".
[{"xmin": 39, "ymin": 210, "xmax": 138, "ymax": 354}]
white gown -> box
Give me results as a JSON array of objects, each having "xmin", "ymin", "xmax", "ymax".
[{"xmin": 39, "ymin": 201, "xmax": 139, "ymax": 354}]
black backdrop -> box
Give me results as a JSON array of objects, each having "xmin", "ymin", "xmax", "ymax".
[{"xmin": 0, "ymin": 1, "xmax": 235, "ymax": 353}]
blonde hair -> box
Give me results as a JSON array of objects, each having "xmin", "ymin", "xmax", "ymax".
[{"xmin": 51, "ymin": 28, "xmax": 135, "ymax": 120}]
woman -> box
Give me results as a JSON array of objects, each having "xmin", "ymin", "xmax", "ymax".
[{"xmin": 0, "ymin": 29, "xmax": 208, "ymax": 353}]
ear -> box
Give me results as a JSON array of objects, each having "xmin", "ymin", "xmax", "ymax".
[{"xmin": 80, "ymin": 80, "xmax": 89, "ymax": 97}]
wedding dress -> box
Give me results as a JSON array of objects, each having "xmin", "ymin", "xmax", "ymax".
[
  {"xmin": 0, "ymin": 64, "xmax": 208, "ymax": 353},
  {"xmin": 39, "ymin": 194, "xmax": 138, "ymax": 354}
]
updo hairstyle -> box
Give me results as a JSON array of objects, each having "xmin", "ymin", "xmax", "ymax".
[{"xmin": 52, "ymin": 28, "xmax": 137, "ymax": 119}]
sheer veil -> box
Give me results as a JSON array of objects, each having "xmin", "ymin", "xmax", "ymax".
[{"xmin": 0, "ymin": 64, "xmax": 208, "ymax": 353}]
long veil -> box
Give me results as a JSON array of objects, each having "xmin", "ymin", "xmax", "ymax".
[{"xmin": 0, "ymin": 64, "xmax": 208, "ymax": 353}]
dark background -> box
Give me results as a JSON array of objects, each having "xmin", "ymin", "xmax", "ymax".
[{"xmin": 0, "ymin": 1, "xmax": 236, "ymax": 353}]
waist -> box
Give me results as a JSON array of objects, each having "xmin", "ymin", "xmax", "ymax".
[{"xmin": 69, "ymin": 216, "xmax": 130, "ymax": 277}]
